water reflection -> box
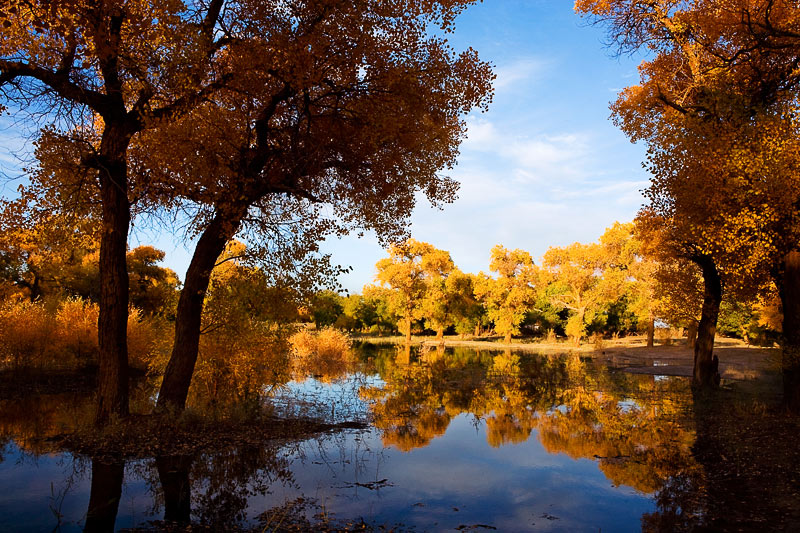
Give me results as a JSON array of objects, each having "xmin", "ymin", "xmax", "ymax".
[
  {"xmin": 0, "ymin": 344, "xmax": 798, "ymax": 530},
  {"xmin": 155, "ymin": 455, "xmax": 192, "ymax": 524},
  {"xmin": 84, "ymin": 460, "xmax": 124, "ymax": 532},
  {"xmin": 362, "ymin": 347, "xmax": 700, "ymax": 496}
]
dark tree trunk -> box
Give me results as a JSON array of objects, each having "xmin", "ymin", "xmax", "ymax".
[
  {"xmin": 687, "ymin": 320, "xmax": 698, "ymax": 350},
  {"xmin": 693, "ymin": 255, "xmax": 722, "ymax": 390},
  {"xmin": 779, "ymin": 251, "xmax": 800, "ymax": 413},
  {"xmin": 156, "ymin": 455, "xmax": 193, "ymax": 524},
  {"xmin": 404, "ymin": 313, "xmax": 412, "ymax": 348},
  {"xmin": 95, "ymin": 127, "xmax": 132, "ymax": 424},
  {"xmin": 84, "ymin": 459, "xmax": 124, "ymax": 533},
  {"xmin": 157, "ymin": 211, "xmax": 242, "ymax": 411},
  {"xmin": 646, "ymin": 314, "xmax": 655, "ymax": 348}
]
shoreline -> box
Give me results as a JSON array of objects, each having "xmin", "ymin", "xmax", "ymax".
[{"xmin": 354, "ymin": 334, "xmax": 780, "ymax": 380}]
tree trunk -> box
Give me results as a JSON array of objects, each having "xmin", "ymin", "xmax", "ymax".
[
  {"xmin": 687, "ymin": 320, "xmax": 698, "ymax": 350},
  {"xmin": 95, "ymin": 128, "xmax": 132, "ymax": 424},
  {"xmin": 404, "ymin": 314, "xmax": 412, "ymax": 348},
  {"xmin": 504, "ymin": 331, "xmax": 512, "ymax": 344},
  {"xmin": 84, "ymin": 459, "xmax": 124, "ymax": 532},
  {"xmin": 646, "ymin": 313, "xmax": 655, "ymax": 348},
  {"xmin": 779, "ymin": 251, "xmax": 800, "ymax": 412},
  {"xmin": 693, "ymin": 255, "xmax": 722, "ymax": 390},
  {"xmin": 156, "ymin": 455, "xmax": 193, "ymax": 524},
  {"xmin": 436, "ymin": 327, "xmax": 444, "ymax": 344},
  {"xmin": 157, "ymin": 211, "xmax": 241, "ymax": 411}
]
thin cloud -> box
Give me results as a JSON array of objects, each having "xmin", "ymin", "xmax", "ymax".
[{"xmin": 493, "ymin": 57, "xmax": 550, "ymax": 91}]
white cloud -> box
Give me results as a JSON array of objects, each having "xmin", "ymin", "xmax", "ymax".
[
  {"xmin": 463, "ymin": 116, "xmax": 591, "ymax": 184},
  {"xmin": 492, "ymin": 58, "xmax": 550, "ymax": 92}
]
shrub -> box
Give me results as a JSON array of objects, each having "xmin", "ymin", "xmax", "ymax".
[
  {"xmin": 186, "ymin": 323, "xmax": 292, "ymax": 415},
  {"xmin": 289, "ymin": 327, "xmax": 353, "ymax": 382},
  {"xmin": 127, "ymin": 308, "xmax": 170, "ymax": 371},
  {"xmin": 0, "ymin": 297, "xmax": 166, "ymax": 371},
  {"xmin": 0, "ymin": 300, "xmax": 56, "ymax": 369},
  {"xmin": 55, "ymin": 297, "xmax": 99, "ymax": 367}
]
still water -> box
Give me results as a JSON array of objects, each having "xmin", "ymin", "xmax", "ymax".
[{"xmin": 0, "ymin": 343, "xmax": 785, "ymax": 531}]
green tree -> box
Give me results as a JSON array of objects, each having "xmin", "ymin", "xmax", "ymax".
[{"xmin": 309, "ymin": 291, "xmax": 344, "ymax": 329}]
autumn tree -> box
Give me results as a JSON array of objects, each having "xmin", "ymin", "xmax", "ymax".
[
  {"xmin": 597, "ymin": 221, "xmax": 662, "ymax": 346},
  {"xmin": 543, "ymin": 244, "xmax": 597, "ymax": 346},
  {"xmin": 474, "ymin": 245, "xmax": 538, "ymax": 344},
  {"xmin": 137, "ymin": 1, "xmax": 492, "ymax": 411},
  {"xmin": 376, "ymin": 240, "xmax": 455, "ymax": 347},
  {"xmin": 358, "ymin": 286, "xmax": 399, "ymax": 334},
  {"xmin": 420, "ymin": 266, "xmax": 468, "ymax": 342},
  {"xmin": 576, "ymin": 0, "xmax": 800, "ymax": 395},
  {"xmin": 446, "ymin": 271, "xmax": 485, "ymax": 337},
  {"xmin": 0, "ymin": 0, "xmax": 241, "ymax": 422}
]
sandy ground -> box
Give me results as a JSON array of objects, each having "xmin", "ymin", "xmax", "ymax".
[{"xmin": 358, "ymin": 335, "xmax": 780, "ymax": 380}]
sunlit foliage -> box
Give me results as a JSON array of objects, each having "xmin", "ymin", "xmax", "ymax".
[{"xmin": 474, "ymin": 245, "xmax": 539, "ymax": 343}]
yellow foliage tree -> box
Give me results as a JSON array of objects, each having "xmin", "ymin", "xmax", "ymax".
[
  {"xmin": 474, "ymin": 245, "xmax": 538, "ymax": 344},
  {"xmin": 376, "ymin": 239, "xmax": 455, "ymax": 347},
  {"xmin": 577, "ymin": 0, "xmax": 800, "ymax": 395}
]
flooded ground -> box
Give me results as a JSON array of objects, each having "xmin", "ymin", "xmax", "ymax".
[{"xmin": 1, "ymin": 343, "xmax": 799, "ymax": 531}]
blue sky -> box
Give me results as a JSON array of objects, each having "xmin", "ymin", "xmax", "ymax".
[
  {"xmin": 326, "ymin": 1, "xmax": 649, "ymax": 293},
  {"xmin": 0, "ymin": 1, "xmax": 649, "ymax": 294}
]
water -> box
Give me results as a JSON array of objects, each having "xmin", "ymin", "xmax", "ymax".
[{"xmin": 0, "ymin": 344, "xmax": 794, "ymax": 531}]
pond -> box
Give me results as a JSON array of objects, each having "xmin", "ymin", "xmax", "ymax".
[{"xmin": 1, "ymin": 343, "xmax": 798, "ymax": 532}]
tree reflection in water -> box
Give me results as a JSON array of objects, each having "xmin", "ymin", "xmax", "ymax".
[
  {"xmin": 362, "ymin": 346, "xmax": 707, "ymax": 529},
  {"xmin": 80, "ymin": 444, "xmax": 295, "ymax": 530},
  {"xmin": 1, "ymin": 345, "xmax": 799, "ymax": 530},
  {"xmin": 84, "ymin": 460, "xmax": 124, "ymax": 533}
]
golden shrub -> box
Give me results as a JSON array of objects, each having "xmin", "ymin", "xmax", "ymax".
[
  {"xmin": 127, "ymin": 308, "xmax": 170, "ymax": 371},
  {"xmin": 0, "ymin": 300, "xmax": 56, "ymax": 368},
  {"xmin": 187, "ymin": 323, "xmax": 292, "ymax": 414},
  {"xmin": 55, "ymin": 297, "xmax": 99, "ymax": 366},
  {"xmin": 289, "ymin": 327, "xmax": 353, "ymax": 382},
  {"xmin": 0, "ymin": 297, "xmax": 167, "ymax": 371}
]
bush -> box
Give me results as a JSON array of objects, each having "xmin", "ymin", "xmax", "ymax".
[
  {"xmin": 289, "ymin": 327, "xmax": 353, "ymax": 382},
  {"xmin": 0, "ymin": 300, "xmax": 57, "ymax": 369},
  {"xmin": 184, "ymin": 323, "xmax": 292, "ymax": 415},
  {"xmin": 56, "ymin": 297, "xmax": 99, "ymax": 367},
  {"xmin": 127, "ymin": 307, "xmax": 170, "ymax": 371},
  {"xmin": 0, "ymin": 297, "xmax": 165, "ymax": 371}
]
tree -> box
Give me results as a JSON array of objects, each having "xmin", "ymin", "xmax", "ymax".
[
  {"xmin": 1, "ymin": 0, "xmax": 238, "ymax": 422},
  {"xmin": 126, "ymin": 246, "xmax": 180, "ymax": 318},
  {"xmin": 420, "ymin": 265, "xmax": 465, "ymax": 342},
  {"xmin": 145, "ymin": 1, "xmax": 492, "ymax": 411},
  {"xmin": 309, "ymin": 291, "xmax": 344, "ymax": 329},
  {"xmin": 376, "ymin": 240, "xmax": 455, "ymax": 347},
  {"xmin": 446, "ymin": 270, "xmax": 484, "ymax": 337},
  {"xmin": 543, "ymin": 241, "xmax": 610, "ymax": 346},
  {"xmin": 598, "ymin": 222, "xmax": 661, "ymax": 346},
  {"xmin": 359, "ymin": 285, "xmax": 399, "ymax": 334},
  {"xmin": 576, "ymin": 0, "xmax": 800, "ymax": 394},
  {"xmin": 474, "ymin": 245, "xmax": 538, "ymax": 344}
]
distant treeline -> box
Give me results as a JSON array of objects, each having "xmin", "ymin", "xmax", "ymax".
[{"xmin": 305, "ymin": 223, "xmax": 781, "ymax": 347}]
